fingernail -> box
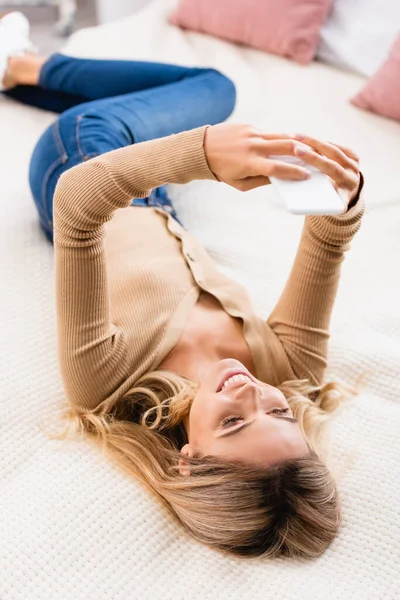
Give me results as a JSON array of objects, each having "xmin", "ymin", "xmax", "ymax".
[
  {"xmin": 294, "ymin": 133, "xmax": 305, "ymax": 141},
  {"xmin": 302, "ymin": 171, "xmax": 311, "ymax": 179},
  {"xmin": 295, "ymin": 145, "xmax": 306, "ymax": 157}
]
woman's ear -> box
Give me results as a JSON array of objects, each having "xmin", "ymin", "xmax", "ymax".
[{"xmin": 179, "ymin": 444, "xmax": 192, "ymax": 476}]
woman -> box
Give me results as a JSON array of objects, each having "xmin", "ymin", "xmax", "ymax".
[{"xmin": 2, "ymin": 13, "xmax": 364, "ymax": 559}]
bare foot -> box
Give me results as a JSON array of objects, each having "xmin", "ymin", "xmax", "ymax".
[
  {"xmin": 2, "ymin": 58, "xmax": 17, "ymax": 89},
  {"xmin": 3, "ymin": 54, "xmax": 47, "ymax": 88}
]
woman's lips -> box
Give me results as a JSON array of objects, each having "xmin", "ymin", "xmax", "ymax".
[{"xmin": 216, "ymin": 368, "xmax": 258, "ymax": 392}]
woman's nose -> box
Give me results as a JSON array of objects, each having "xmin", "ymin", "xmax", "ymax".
[{"xmin": 233, "ymin": 382, "xmax": 262, "ymax": 402}]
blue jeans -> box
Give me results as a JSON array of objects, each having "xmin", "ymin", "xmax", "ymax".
[{"xmin": 6, "ymin": 54, "xmax": 236, "ymax": 242}]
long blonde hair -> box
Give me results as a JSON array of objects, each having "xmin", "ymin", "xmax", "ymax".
[{"xmin": 63, "ymin": 371, "xmax": 354, "ymax": 559}]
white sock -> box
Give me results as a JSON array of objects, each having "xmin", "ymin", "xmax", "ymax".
[{"xmin": 0, "ymin": 12, "xmax": 35, "ymax": 91}]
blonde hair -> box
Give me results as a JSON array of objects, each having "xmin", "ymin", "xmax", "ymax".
[{"xmin": 63, "ymin": 371, "xmax": 354, "ymax": 559}]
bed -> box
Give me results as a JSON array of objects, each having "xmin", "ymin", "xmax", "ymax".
[{"xmin": 1, "ymin": 1, "xmax": 400, "ymax": 598}]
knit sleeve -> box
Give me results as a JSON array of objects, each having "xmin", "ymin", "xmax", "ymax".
[
  {"xmin": 267, "ymin": 194, "xmax": 365, "ymax": 386},
  {"xmin": 53, "ymin": 126, "xmax": 215, "ymax": 410}
]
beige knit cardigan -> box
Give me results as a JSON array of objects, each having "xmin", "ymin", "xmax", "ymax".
[{"xmin": 53, "ymin": 126, "xmax": 364, "ymax": 413}]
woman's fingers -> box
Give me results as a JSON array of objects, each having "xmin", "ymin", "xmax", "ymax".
[
  {"xmin": 235, "ymin": 175, "xmax": 270, "ymax": 192},
  {"xmin": 328, "ymin": 142, "xmax": 359, "ymax": 162},
  {"xmin": 262, "ymin": 132, "xmax": 359, "ymax": 166},
  {"xmin": 255, "ymin": 139, "xmax": 297, "ymax": 156},
  {"xmin": 294, "ymin": 133, "xmax": 358, "ymax": 170},
  {"xmin": 204, "ymin": 124, "xmax": 361, "ymax": 199},
  {"xmin": 259, "ymin": 132, "xmax": 292, "ymax": 142},
  {"xmin": 293, "ymin": 145, "xmax": 357, "ymax": 189},
  {"xmin": 252, "ymin": 157, "xmax": 311, "ymax": 181}
]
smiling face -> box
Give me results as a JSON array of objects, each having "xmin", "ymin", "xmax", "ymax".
[{"xmin": 180, "ymin": 359, "xmax": 310, "ymax": 471}]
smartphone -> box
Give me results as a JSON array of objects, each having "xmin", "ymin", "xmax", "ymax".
[{"xmin": 269, "ymin": 155, "xmax": 345, "ymax": 216}]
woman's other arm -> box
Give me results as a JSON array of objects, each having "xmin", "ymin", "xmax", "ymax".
[
  {"xmin": 54, "ymin": 126, "xmax": 215, "ymax": 411},
  {"xmin": 266, "ymin": 136, "xmax": 364, "ymax": 384},
  {"xmin": 267, "ymin": 192, "xmax": 364, "ymax": 385},
  {"xmin": 204, "ymin": 125, "xmax": 364, "ymax": 386}
]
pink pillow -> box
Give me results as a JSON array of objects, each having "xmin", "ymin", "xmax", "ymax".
[
  {"xmin": 169, "ymin": 0, "xmax": 334, "ymax": 65},
  {"xmin": 351, "ymin": 35, "xmax": 400, "ymax": 122}
]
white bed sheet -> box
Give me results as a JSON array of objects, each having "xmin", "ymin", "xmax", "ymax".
[{"xmin": 1, "ymin": 1, "xmax": 399, "ymax": 598}]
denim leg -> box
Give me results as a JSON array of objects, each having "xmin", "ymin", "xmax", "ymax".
[
  {"xmin": 29, "ymin": 66, "xmax": 236, "ymax": 242},
  {"xmin": 29, "ymin": 117, "xmax": 180, "ymax": 243},
  {"xmin": 29, "ymin": 119, "xmax": 83, "ymax": 241},
  {"xmin": 2, "ymin": 84, "xmax": 87, "ymax": 113},
  {"xmin": 4, "ymin": 54, "xmax": 219, "ymax": 113},
  {"xmin": 39, "ymin": 53, "xmax": 225, "ymax": 101},
  {"xmin": 74, "ymin": 68, "xmax": 236, "ymax": 148}
]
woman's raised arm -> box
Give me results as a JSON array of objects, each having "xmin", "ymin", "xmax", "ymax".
[
  {"xmin": 204, "ymin": 125, "xmax": 364, "ymax": 385},
  {"xmin": 267, "ymin": 197, "xmax": 364, "ymax": 385},
  {"xmin": 266, "ymin": 136, "xmax": 364, "ymax": 384},
  {"xmin": 54, "ymin": 126, "xmax": 215, "ymax": 411}
]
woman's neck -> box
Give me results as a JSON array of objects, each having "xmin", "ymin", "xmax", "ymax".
[
  {"xmin": 159, "ymin": 292, "xmax": 255, "ymax": 384},
  {"xmin": 159, "ymin": 292, "xmax": 255, "ymax": 441}
]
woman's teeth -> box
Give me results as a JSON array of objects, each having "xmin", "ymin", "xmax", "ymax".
[{"xmin": 222, "ymin": 374, "xmax": 252, "ymax": 390}]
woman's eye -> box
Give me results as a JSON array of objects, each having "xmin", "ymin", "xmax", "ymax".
[
  {"xmin": 270, "ymin": 408, "xmax": 290, "ymax": 415},
  {"xmin": 221, "ymin": 416, "xmax": 243, "ymax": 427}
]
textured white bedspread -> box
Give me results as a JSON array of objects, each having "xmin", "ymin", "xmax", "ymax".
[{"xmin": 1, "ymin": 1, "xmax": 400, "ymax": 598}]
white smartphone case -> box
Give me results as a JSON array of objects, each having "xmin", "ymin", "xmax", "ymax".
[{"xmin": 269, "ymin": 155, "xmax": 345, "ymax": 216}]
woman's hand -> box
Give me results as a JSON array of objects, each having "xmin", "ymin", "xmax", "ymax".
[
  {"xmin": 204, "ymin": 124, "xmax": 361, "ymax": 211},
  {"xmin": 204, "ymin": 123, "xmax": 311, "ymax": 192},
  {"xmin": 292, "ymin": 133, "xmax": 361, "ymax": 211}
]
